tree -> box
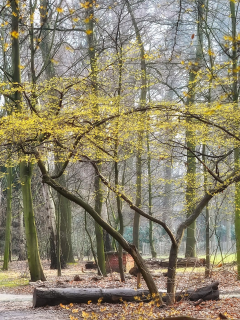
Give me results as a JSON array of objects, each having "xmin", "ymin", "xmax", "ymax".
[{"xmin": 8, "ymin": 0, "xmax": 45, "ymax": 281}]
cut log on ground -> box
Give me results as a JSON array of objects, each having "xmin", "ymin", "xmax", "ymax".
[
  {"xmin": 145, "ymin": 258, "xmax": 206, "ymax": 268},
  {"xmin": 33, "ymin": 282, "xmax": 219, "ymax": 308},
  {"xmin": 184, "ymin": 281, "xmax": 219, "ymax": 301},
  {"xmin": 33, "ymin": 288, "xmax": 150, "ymax": 307},
  {"xmin": 85, "ymin": 261, "xmax": 98, "ymax": 269}
]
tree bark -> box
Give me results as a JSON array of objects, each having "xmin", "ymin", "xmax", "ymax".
[
  {"xmin": 230, "ymin": 0, "xmax": 240, "ymax": 280},
  {"xmin": 85, "ymin": 1, "xmax": 106, "ymax": 276},
  {"xmin": 20, "ymin": 162, "xmax": 46, "ymax": 281},
  {"xmin": 18, "ymin": 207, "xmax": 26, "ymax": 261},
  {"xmin": 33, "ymin": 287, "xmax": 151, "ymax": 307},
  {"xmin": 185, "ymin": 0, "xmax": 205, "ymax": 258},
  {"xmin": 3, "ymin": 166, "xmax": 12, "ymax": 270},
  {"xmin": 33, "ymin": 281, "xmax": 219, "ymax": 308},
  {"xmin": 10, "ymin": 0, "xmax": 45, "ymax": 281},
  {"xmin": 42, "ymin": 183, "xmax": 58, "ymax": 269}
]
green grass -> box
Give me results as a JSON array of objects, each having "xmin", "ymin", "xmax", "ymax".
[
  {"xmin": 0, "ymin": 278, "xmax": 29, "ymax": 287},
  {"xmin": 210, "ymin": 252, "xmax": 236, "ymax": 265},
  {"xmin": 0, "ymin": 270, "xmax": 29, "ymax": 287}
]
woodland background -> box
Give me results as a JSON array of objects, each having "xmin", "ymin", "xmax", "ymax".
[{"xmin": 0, "ymin": 0, "xmax": 240, "ymax": 309}]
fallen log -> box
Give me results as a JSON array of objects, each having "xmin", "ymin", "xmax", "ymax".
[
  {"xmin": 85, "ymin": 261, "xmax": 98, "ymax": 269},
  {"xmin": 33, "ymin": 281, "xmax": 219, "ymax": 308},
  {"xmin": 145, "ymin": 258, "xmax": 206, "ymax": 268},
  {"xmin": 33, "ymin": 288, "xmax": 150, "ymax": 307},
  {"xmin": 185, "ymin": 281, "xmax": 219, "ymax": 301}
]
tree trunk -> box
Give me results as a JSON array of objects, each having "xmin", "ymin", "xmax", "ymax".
[
  {"xmin": 126, "ymin": 0, "xmax": 146, "ymax": 251},
  {"xmin": 85, "ymin": 1, "xmax": 106, "ymax": 276},
  {"xmin": 94, "ymin": 173, "xmax": 106, "ymax": 276},
  {"xmin": 18, "ymin": 208, "xmax": 26, "ymax": 261},
  {"xmin": 230, "ymin": 0, "xmax": 240, "ymax": 280},
  {"xmin": 133, "ymin": 151, "xmax": 142, "ymax": 249},
  {"xmin": 3, "ymin": 166, "xmax": 12, "ymax": 270},
  {"xmin": 57, "ymin": 174, "xmax": 75, "ymax": 264},
  {"xmin": 185, "ymin": 0, "xmax": 205, "ymax": 258},
  {"xmin": 10, "ymin": 0, "xmax": 45, "ymax": 281},
  {"xmin": 205, "ymin": 206, "xmax": 210, "ymax": 277},
  {"xmin": 20, "ymin": 162, "xmax": 46, "ymax": 281},
  {"xmin": 166, "ymin": 243, "xmax": 179, "ymax": 304},
  {"xmin": 115, "ymin": 161, "xmax": 125, "ymax": 281},
  {"xmin": 147, "ymin": 134, "xmax": 156, "ymax": 258},
  {"xmin": 42, "ymin": 183, "xmax": 58, "ymax": 269}
]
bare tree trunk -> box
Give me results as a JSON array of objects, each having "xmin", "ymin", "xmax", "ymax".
[
  {"xmin": 166, "ymin": 243, "xmax": 179, "ymax": 304},
  {"xmin": 3, "ymin": 166, "xmax": 12, "ymax": 270},
  {"xmin": 42, "ymin": 184, "xmax": 58, "ymax": 269},
  {"xmin": 185, "ymin": 0, "xmax": 205, "ymax": 258},
  {"xmin": 18, "ymin": 197, "xmax": 26, "ymax": 261}
]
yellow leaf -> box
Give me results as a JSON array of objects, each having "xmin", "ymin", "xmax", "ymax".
[
  {"xmin": 4, "ymin": 43, "xmax": 9, "ymax": 52},
  {"xmin": 86, "ymin": 29, "xmax": 93, "ymax": 35},
  {"xmin": 72, "ymin": 17, "xmax": 79, "ymax": 22},
  {"xmin": 72, "ymin": 309, "xmax": 79, "ymax": 313},
  {"xmin": 56, "ymin": 7, "xmax": 64, "ymax": 13},
  {"xmin": 11, "ymin": 31, "xmax": 19, "ymax": 39},
  {"xmin": 50, "ymin": 59, "xmax": 59, "ymax": 64},
  {"xmin": 66, "ymin": 46, "xmax": 74, "ymax": 52},
  {"xmin": 208, "ymin": 49, "xmax": 215, "ymax": 56},
  {"xmin": 80, "ymin": 2, "xmax": 90, "ymax": 8},
  {"xmin": 223, "ymin": 35, "xmax": 233, "ymax": 41}
]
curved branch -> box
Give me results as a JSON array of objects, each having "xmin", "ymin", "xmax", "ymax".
[
  {"xmin": 176, "ymin": 169, "xmax": 240, "ymax": 243},
  {"xmin": 86, "ymin": 157, "xmax": 177, "ymax": 246}
]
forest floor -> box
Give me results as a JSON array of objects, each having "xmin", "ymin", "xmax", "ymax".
[{"xmin": 0, "ymin": 260, "xmax": 240, "ymax": 319}]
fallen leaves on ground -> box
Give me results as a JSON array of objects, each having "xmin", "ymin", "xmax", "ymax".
[{"xmin": 0, "ymin": 260, "xmax": 240, "ymax": 319}]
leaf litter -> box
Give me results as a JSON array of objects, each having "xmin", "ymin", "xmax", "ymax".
[{"xmin": 0, "ymin": 260, "xmax": 240, "ymax": 319}]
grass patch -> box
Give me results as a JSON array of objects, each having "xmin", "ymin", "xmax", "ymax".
[
  {"xmin": 0, "ymin": 270, "xmax": 29, "ymax": 287},
  {"xmin": 0, "ymin": 278, "xmax": 29, "ymax": 287}
]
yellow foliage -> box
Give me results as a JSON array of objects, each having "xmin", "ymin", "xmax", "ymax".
[
  {"xmin": 10, "ymin": 31, "xmax": 19, "ymax": 39},
  {"xmin": 56, "ymin": 7, "xmax": 64, "ymax": 13}
]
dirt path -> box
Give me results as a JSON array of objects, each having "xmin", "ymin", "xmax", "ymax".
[
  {"xmin": 0, "ymin": 298, "xmax": 70, "ymax": 319},
  {"xmin": 0, "ymin": 309, "xmax": 69, "ymax": 320}
]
